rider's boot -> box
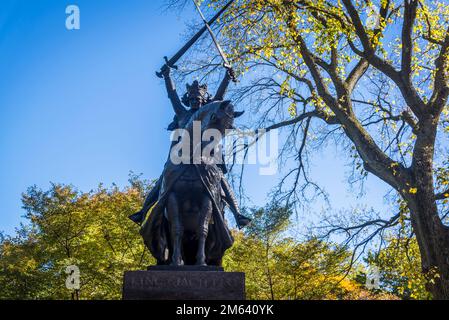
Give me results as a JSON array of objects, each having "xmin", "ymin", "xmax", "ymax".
[{"xmin": 221, "ymin": 178, "xmax": 252, "ymax": 229}]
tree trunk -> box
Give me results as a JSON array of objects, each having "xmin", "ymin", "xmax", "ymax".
[
  {"xmin": 265, "ymin": 241, "xmax": 275, "ymax": 300},
  {"xmin": 408, "ymin": 117, "xmax": 449, "ymax": 299},
  {"xmin": 408, "ymin": 197, "xmax": 449, "ymax": 299}
]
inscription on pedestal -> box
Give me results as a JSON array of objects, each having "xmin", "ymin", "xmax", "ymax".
[{"xmin": 123, "ymin": 270, "xmax": 245, "ymax": 300}]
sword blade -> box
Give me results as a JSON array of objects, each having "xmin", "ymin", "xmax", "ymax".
[
  {"xmin": 156, "ymin": 0, "xmax": 235, "ymax": 78},
  {"xmin": 193, "ymin": 0, "xmax": 231, "ymax": 68}
]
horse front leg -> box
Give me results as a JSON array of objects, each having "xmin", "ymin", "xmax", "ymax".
[
  {"xmin": 167, "ymin": 192, "xmax": 184, "ymax": 266},
  {"xmin": 196, "ymin": 196, "xmax": 212, "ymax": 266}
]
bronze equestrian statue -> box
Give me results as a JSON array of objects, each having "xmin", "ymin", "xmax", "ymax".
[
  {"xmin": 140, "ymin": 99, "xmax": 242, "ymax": 266},
  {"xmin": 129, "ymin": 66, "xmax": 250, "ymax": 266},
  {"xmin": 129, "ymin": 66, "xmax": 250, "ymax": 229},
  {"xmin": 130, "ymin": 0, "xmax": 249, "ymax": 266}
]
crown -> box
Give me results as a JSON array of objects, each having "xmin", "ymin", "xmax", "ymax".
[{"xmin": 181, "ymin": 80, "xmax": 210, "ymax": 107}]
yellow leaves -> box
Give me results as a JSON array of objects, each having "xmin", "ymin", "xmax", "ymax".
[
  {"xmin": 0, "ymin": 179, "xmax": 157, "ymax": 299},
  {"xmin": 409, "ymin": 187, "xmax": 418, "ymax": 194},
  {"xmin": 371, "ymin": 33, "xmax": 381, "ymax": 48},
  {"xmin": 279, "ymin": 79, "xmax": 289, "ymax": 96},
  {"xmin": 311, "ymin": 95, "xmax": 326, "ymax": 110},
  {"xmin": 339, "ymin": 278, "xmax": 359, "ymax": 292},
  {"xmin": 288, "ymin": 102, "xmax": 297, "ymax": 117},
  {"xmin": 279, "ymin": 77, "xmax": 297, "ymax": 101},
  {"xmin": 263, "ymin": 47, "xmax": 274, "ymax": 59},
  {"xmin": 224, "ymin": 229, "xmax": 361, "ymax": 299},
  {"xmin": 373, "ymin": 236, "xmax": 432, "ymax": 300},
  {"xmin": 390, "ymin": 162, "xmax": 399, "ymax": 176}
]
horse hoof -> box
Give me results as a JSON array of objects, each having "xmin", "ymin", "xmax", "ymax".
[
  {"xmin": 170, "ymin": 260, "xmax": 184, "ymax": 266},
  {"xmin": 195, "ymin": 262, "xmax": 207, "ymax": 266}
]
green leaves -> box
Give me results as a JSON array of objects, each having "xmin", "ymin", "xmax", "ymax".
[
  {"xmin": 1, "ymin": 184, "xmax": 396, "ymax": 300},
  {"xmin": 367, "ymin": 237, "xmax": 432, "ymax": 300},
  {"xmin": 0, "ymin": 179, "xmax": 155, "ymax": 300}
]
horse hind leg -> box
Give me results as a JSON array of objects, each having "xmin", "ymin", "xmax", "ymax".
[
  {"xmin": 167, "ymin": 192, "xmax": 184, "ymax": 266},
  {"xmin": 196, "ymin": 195, "xmax": 213, "ymax": 266}
]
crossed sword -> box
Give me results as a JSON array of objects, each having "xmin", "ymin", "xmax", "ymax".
[{"xmin": 156, "ymin": 0, "xmax": 237, "ymax": 82}]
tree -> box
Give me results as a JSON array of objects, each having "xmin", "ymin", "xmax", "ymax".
[
  {"xmin": 223, "ymin": 204, "xmax": 394, "ymax": 299},
  {"xmin": 168, "ymin": 0, "xmax": 449, "ymax": 298},
  {"xmin": 0, "ymin": 175, "xmax": 155, "ymax": 299},
  {"xmin": 2, "ymin": 183, "xmax": 398, "ymax": 300},
  {"xmin": 366, "ymin": 236, "xmax": 431, "ymax": 299}
]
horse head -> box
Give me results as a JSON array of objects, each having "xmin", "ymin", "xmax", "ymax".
[
  {"xmin": 173, "ymin": 100, "xmax": 244, "ymax": 166},
  {"xmin": 189, "ymin": 100, "xmax": 244, "ymax": 134}
]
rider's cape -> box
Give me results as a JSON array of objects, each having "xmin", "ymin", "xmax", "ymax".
[{"xmin": 139, "ymin": 159, "xmax": 234, "ymax": 265}]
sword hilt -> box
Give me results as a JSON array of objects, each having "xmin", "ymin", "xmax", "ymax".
[
  {"xmin": 156, "ymin": 56, "xmax": 178, "ymax": 78},
  {"xmin": 224, "ymin": 64, "xmax": 238, "ymax": 83}
]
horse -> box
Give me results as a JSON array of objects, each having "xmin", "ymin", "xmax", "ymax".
[{"xmin": 140, "ymin": 100, "xmax": 243, "ymax": 266}]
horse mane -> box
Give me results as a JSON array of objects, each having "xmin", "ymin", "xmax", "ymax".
[{"xmin": 184, "ymin": 100, "xmax": 224, "ymax": 130}]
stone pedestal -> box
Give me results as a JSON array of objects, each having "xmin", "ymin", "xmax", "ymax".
[{"xmin": 122, "ymin": 266, "xmax": 245, "ymax": 300}]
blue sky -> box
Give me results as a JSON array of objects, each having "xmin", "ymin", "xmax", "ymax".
[{"xmin": 0, "ymin": 0, "xmax": 391, "ymax": 235}]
